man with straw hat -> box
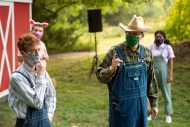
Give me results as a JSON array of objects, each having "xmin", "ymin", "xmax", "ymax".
[{"xmin": 96, "ymin": 15, "xmax": 159, "ymax": 127}]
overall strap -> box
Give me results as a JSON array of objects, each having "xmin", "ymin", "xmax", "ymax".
[
  {"xmin": 139, "ymin": 45, "xmax": 145, "ymax": 61},
  {"xmin": 161, "ymin": 45, "xmax": 167, "ymax": 56},
  {"xmin": 115, "ymin": 46, "xmax": 126, "ymax": 61},
  {"xmin": 13, "ymin": 71, "xmax": 34, "ymax": 89}
]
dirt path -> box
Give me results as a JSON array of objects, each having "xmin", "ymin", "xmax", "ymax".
[{"xmin": 49, "ymin": 51, "xmax": 97, "ymax": 60}]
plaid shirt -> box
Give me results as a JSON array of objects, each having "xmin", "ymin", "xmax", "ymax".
[
  {"xmin": 8, "ymin": 63, "xmax": 56, "ymax": 119},
  {"xmin": 96, "ymin": 42, "xmax": 158, "ymax": 108}
]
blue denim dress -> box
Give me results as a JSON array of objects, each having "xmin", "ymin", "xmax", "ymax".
[
  {"xmin": 14, "ymin": 71, "xmax": 51, "ymax": 127},
  {"xmin": 109, "ymin": 46, "xmax": 148, "ymax": 127}
]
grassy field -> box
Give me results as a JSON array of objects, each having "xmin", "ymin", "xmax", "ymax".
[
  {"xmin": 0, "ymin": 27, "xmax": 190, "ymax": 127},
  {"xmin": 1, "ymin": 53, "xmax": 190, "ymax": 127},
  {"xmin": 80, "ymin": 26, "xmax": 155, "ymax": 55}
]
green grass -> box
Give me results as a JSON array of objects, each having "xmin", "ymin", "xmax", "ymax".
[
  {"xmin": 79, "ymin": 26, "xmax": 155, "ymax": 55},
  {"xmin": 1, "ymin": 26, "xmax": 190, "ymax": 127},
  {"xmin": 1, "ymin": 54, "xmax": 190, "ymax": 127},
  {"xmin": 148, "ymin": 62, "xmax": 190, "ymax": 127},
  {"xmin": 48, "ymin": 56, "xmax": 109, "ymax": 127}
]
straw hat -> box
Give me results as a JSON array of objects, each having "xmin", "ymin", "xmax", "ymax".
[{"xmin": 119, "ymin": 15, "xmax": 151, "ymax": 32}]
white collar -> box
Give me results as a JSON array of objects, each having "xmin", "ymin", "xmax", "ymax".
[{"xmin": 23, "ymin": 63, "xmax": 35, "ymax": 75}]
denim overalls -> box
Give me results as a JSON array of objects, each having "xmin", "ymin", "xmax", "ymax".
[
  {"xmin": 153, "ymin": 50, "xmax": 173, "ymax": 115},
  {"xmin": 109, "ymin": 45, "xmax": 148, "ymax": 127},
  {"xmin": 14, "ymin": 71, "xmax": 51, "ymax": 127}
]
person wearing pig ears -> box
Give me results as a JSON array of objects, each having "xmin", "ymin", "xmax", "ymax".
[
  {"xmin": 18, "ymin": 19, "xmax": 49, "ymax": 64},
  {"xmin": 148, "ymin": 30, "xmax": 175, "ymax": 123},
  {"xmin": 96, "ymin": 15, "xmax": 159, "ymax": 127},
  {"xmin": 8, "ymin": 33, "xmax": 56, "ymax": 127}
]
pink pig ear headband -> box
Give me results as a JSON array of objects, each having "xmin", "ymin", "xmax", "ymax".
[{"xmin": 29, "ymin": 19, "xmax": 48, "ymax": 28}]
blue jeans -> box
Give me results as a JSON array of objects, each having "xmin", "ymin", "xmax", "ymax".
[{"xmin": 15, "ymin": 100, "xmax": 51, "ymax": 127}]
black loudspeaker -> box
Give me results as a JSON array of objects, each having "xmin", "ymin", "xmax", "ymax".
[{"xmin": 88, "ymin": 9, "xmax": 102, "ymax": 33}]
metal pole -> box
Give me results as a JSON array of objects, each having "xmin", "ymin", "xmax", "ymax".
[
  {"xmin": 94, "ymin": 32, "xmax": 98, "ymax": 69},
  {"xmin": 89, "ymin": 32, "xmax": 99, "ymax": 78}
]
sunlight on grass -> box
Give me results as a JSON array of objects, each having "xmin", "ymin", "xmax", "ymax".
[
  {"xmin": 1, "ymin": 54, "xmax": 190, "ymax": 127},
  {"xmin": 79, "ymin": 26, "xmax": 155, "ymax": 56},
  {"xmin": 1, "ymin": 25, "xmax": 190, "ymax": 127}
]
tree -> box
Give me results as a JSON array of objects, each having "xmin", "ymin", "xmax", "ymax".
[
  {"xmin": 104, "ymin": 1, "xmax": 165, "ymax": 26},
  {"xmin": 32, "ymin": 0, "xmax": 152, "ymax": 52},
  {"xmin": 165, "ymin": 0, "xmax": 190, "ymax": 42}
]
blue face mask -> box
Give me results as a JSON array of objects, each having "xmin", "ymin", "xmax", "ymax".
[
  {"xmin": 26, "ymin": 53, "xmax": 40, "ymax": 65},
  {"xmin": 155, "ymin": 38, "xmax": 164, "ymax": 46}
]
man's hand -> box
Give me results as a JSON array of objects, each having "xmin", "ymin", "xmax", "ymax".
[
  {"xmin": 109, "ymin": 54, "xmax": 123, "ymax": 74},
  {"xmin": 35, "ymin": 60, "xmax": 46, "ymax": 77},
  {"xmin": 150, "ymin": 107, "xmax": 158, "ymax": 119}
]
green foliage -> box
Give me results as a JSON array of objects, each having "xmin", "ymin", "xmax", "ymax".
[
  {"xmin": 32, "ymin": 0, "xmax": 153, "ymax": 52},
  {"xmin": 32, "ymin": 0, "xmax": 176, "ymax": 52},
  {"xmin": 32, "ymin": 0, "xmax": 88, "ymax": 52},
  {"xmin": 32, "ymin": 0, "xmax": 119, "ymax": 52},
  {"xmin": 165, "ymin": 0, "xmax": 190, "ymax": 42},
  {"xmin": 104, "ymin": 0, "xmax": 166, "ymax": 26}
]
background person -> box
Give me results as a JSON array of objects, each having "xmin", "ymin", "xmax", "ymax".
[
  {"xmin": 18, "ymin": 19, "xmax": 49, "ymax": 64},
  {"xmin": 148, "ymin": 30, "xmax": 175, "ymax": 123}
]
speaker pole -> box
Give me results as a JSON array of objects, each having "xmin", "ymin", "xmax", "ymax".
[
  {"xmin": 94, "ymin": 32, "xmax": 98, "ymax": 69},
  {"xmin": 89, "ymin": 32, "xmax": 100, "ymax": 79},
  {"xmin": 87, "ymin": 9, "xmax": 102, "ymax": 79}
]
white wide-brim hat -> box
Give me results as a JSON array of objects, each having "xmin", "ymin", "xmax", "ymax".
[{"xmin": 119, "ymin": 15, "xmax": 152, "ymax": 32}]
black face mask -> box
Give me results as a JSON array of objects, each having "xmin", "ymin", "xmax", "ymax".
[{"xmin": 155, "ymin": 38, "xmax": 164, "ymax": 46}]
